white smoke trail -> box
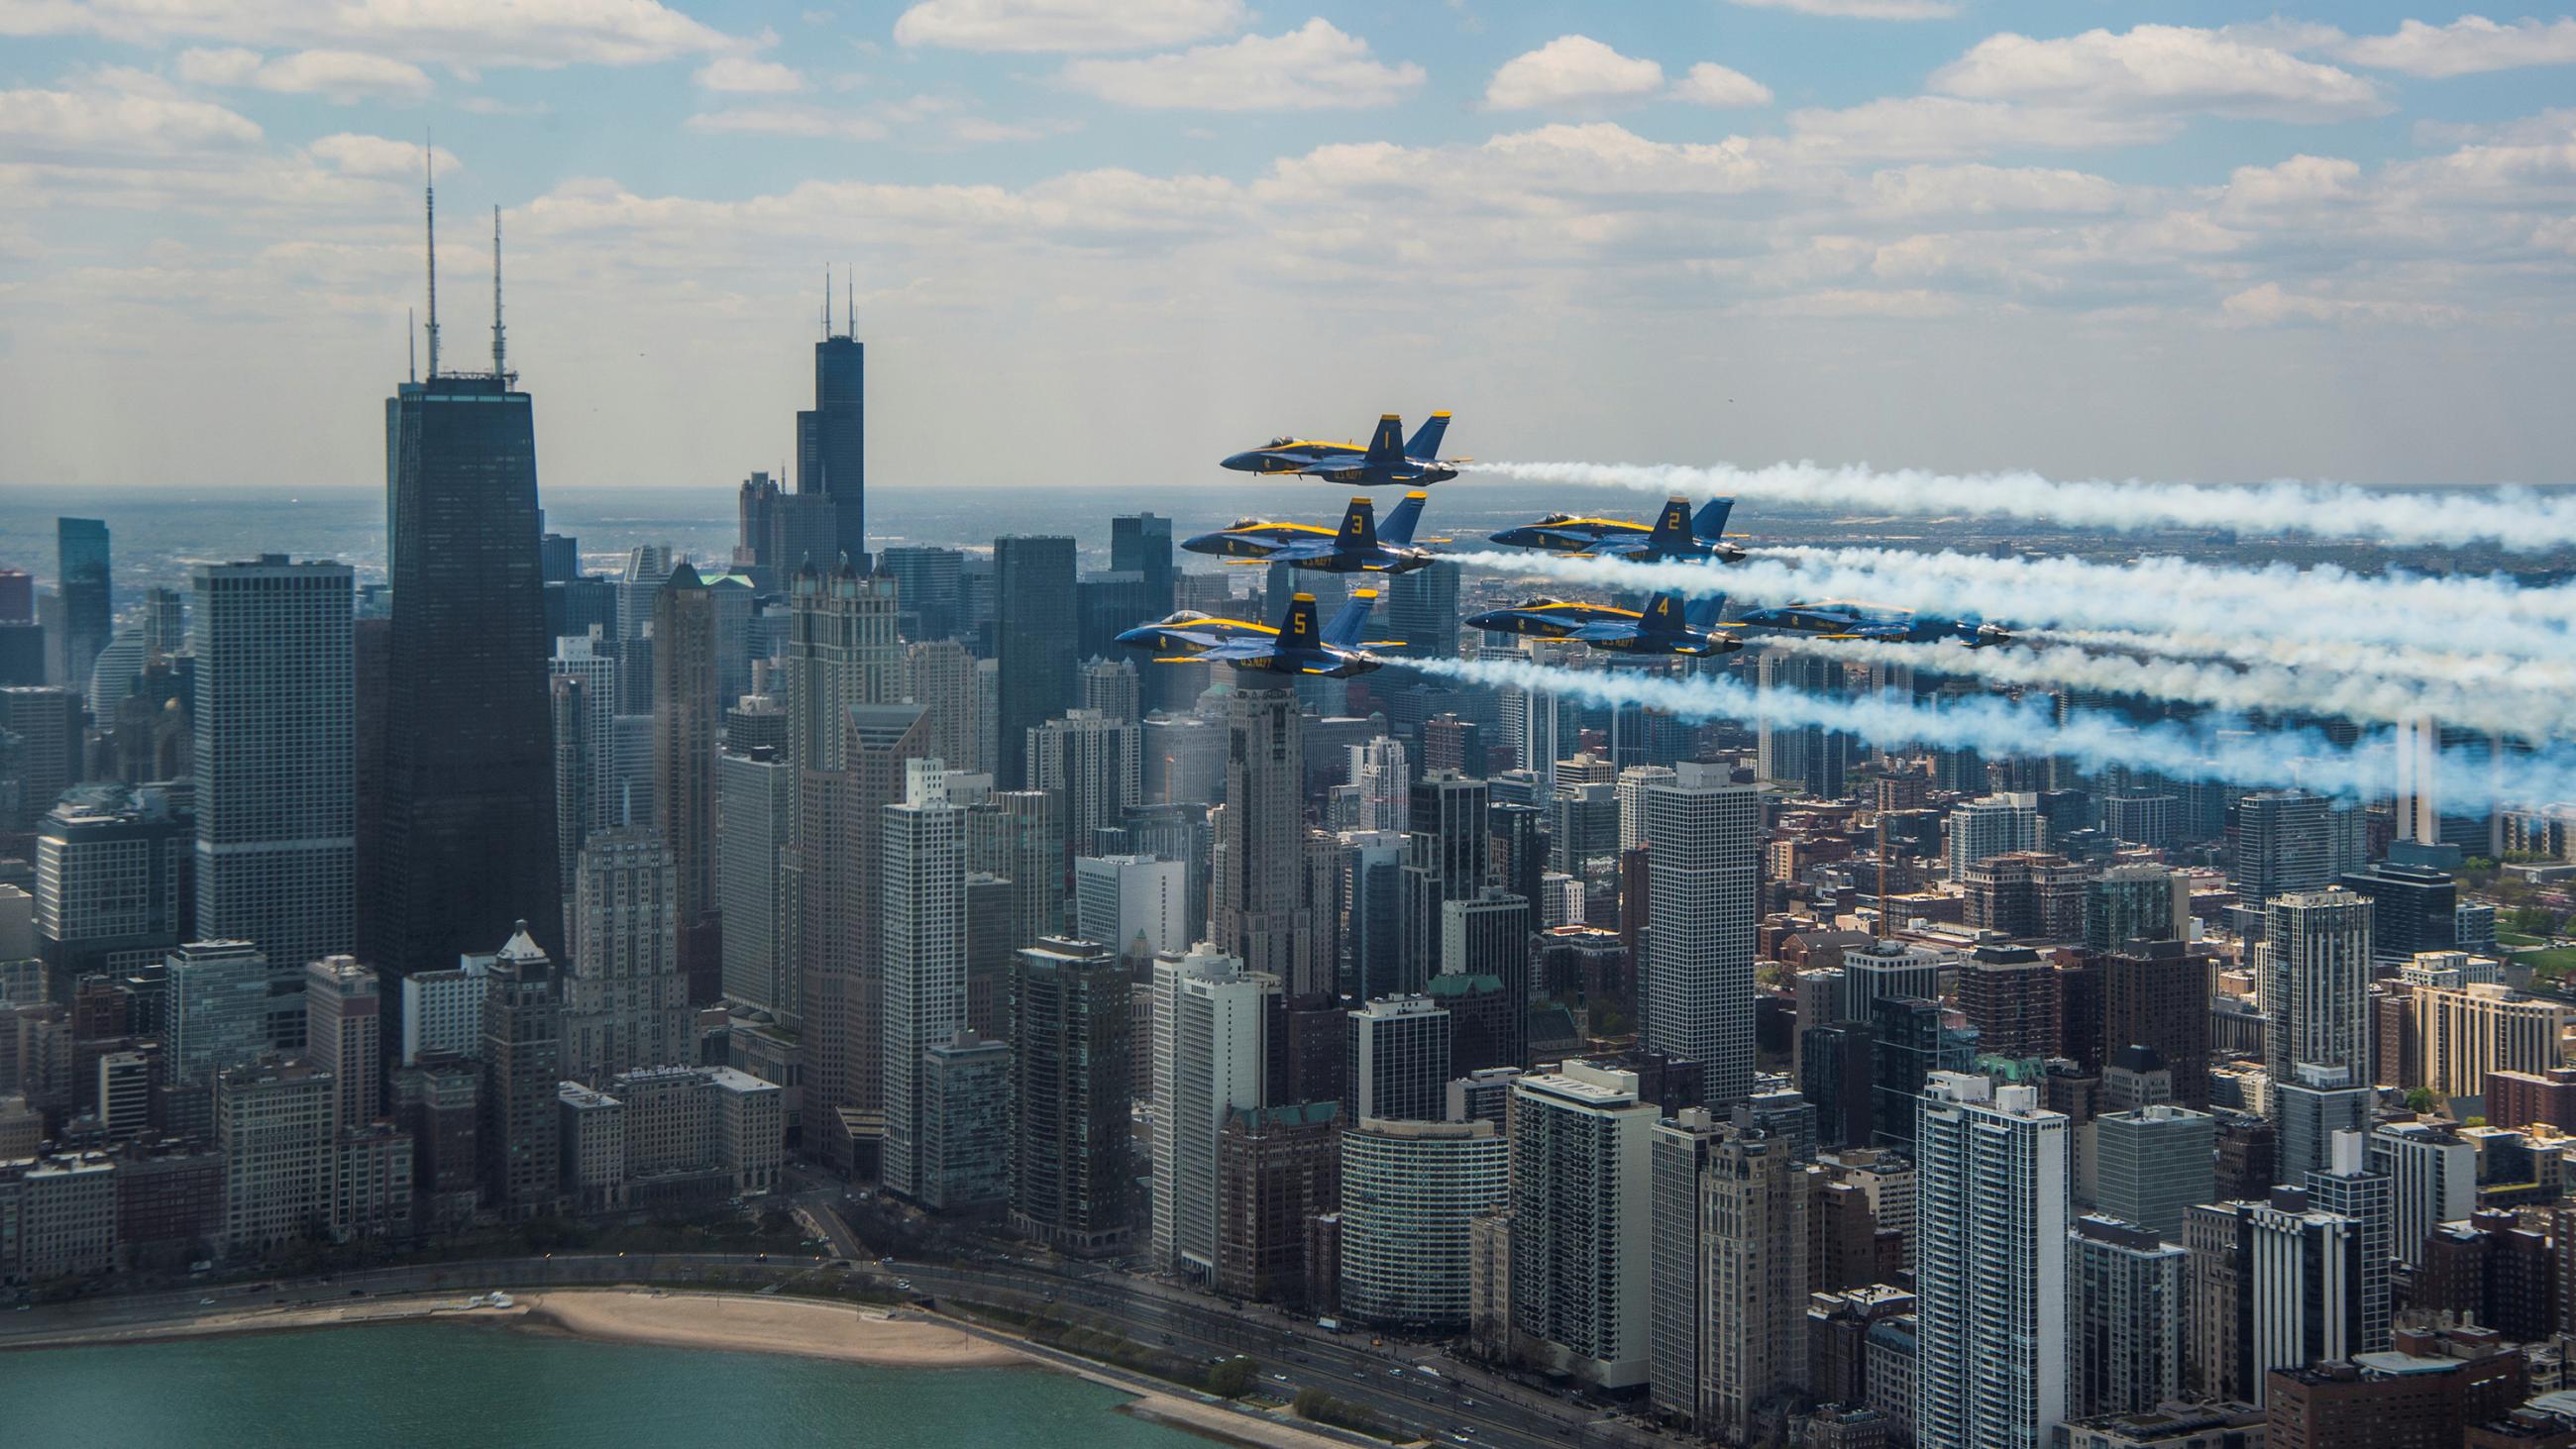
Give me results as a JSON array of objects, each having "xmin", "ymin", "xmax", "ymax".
[
  {"xmin": 1474, "ymin": 459, "xmax": 2576, "ymax": 553},
  {"xmin": 2034, "ymin": 629, "xmax": 2576, "ymax": 698},
  {"xmin": 1448, "ymin": 547, "xmax": 2576, "ymax": 663},
  {"xmin": 1409, "ymin": 655, "xmax": 2576, "ymax": 814},
  {"xmin": 1758, "ymin": 635, "xmax": 2576, "ymax": 744}
]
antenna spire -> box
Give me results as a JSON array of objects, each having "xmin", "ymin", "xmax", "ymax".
[
  {"xmin": 844, "ymin": 263, "xmax": 853, "ymax": 336},
  {"xmin": 408, "ymin": 305, "xmax": 416, "ymax": 382},
  {"xmin": 423, "ymin": 137, "xmax": 441, "ymax": 379},
  {"xmin": 490, "ymin": 204, "xmax": 506, "ymax": 381},
  {"xmin": 822, "ymin": 266, "xmax": 831, "ymax": 341}
]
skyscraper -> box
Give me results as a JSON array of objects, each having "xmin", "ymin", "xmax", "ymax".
[
  {"xmin": 1110, "ymin": 512, "xmax": 1175, "ymax": 617},
  {"xmin": 1344, "ymin": 994, "xmax": 1450, "ymax": 1124},
  {"xmin": 1700, "ymin": 1116, "xmax": 1810, "ymax": 1441},
  {"xmin": 798, "ymin": 293, "xmax": 866, "ymax": 559},
  {"xmin": 905, "ymin": 639, "xmax": 983, "ymax": 776},
  {"xmin": 1348, "ymin": 737, "xmax": 1410, "ymax": 834},
  {"xmin": 303, "ymin": 955, "xmax": 381, "ymax": 1133},
  {"xmin": 652, "ymin": 564, "xmax": 721, "ymax": 1000},
  {"xmin": 2095, "ymin": 1103, "xmax": 2216, "ymax": 1242},
  {"xmin": 1384, "ymin": 561, "xmax": 1460, "ymax": 661},
  {"xmin": 55, "ymin": 517, "xmax": 110, "ymax": 687},
  {"xmin": 881, "ymin": 760, "xmax": 965, "ymax": 1200},
  {"xmin": 993, "ymin": 536, "xmax": 1077, "ymax": 789},
  {"xmin": 1644, "ymin": 763, "xmax": 1760, "ymax": 1105},
  {"xmin": 2069, "ymin": 1214, "xmax": 2185, "ymax": 1418},
  {"xmin": 2256, "ymin": 887, "xmax": 2374, "ymax": 1087},
  {"xmin": 479, "ymin": 923, "xmax": 564, "ymax": 1219},
  {"xmin": 1510, "ymin": 1062, "xmax": 1657, "ymax": 1389},
  {"xmin": 1914, "ymin": 1073, "xmax": 2071, "ymax": 1449},
  {"xmin": 783, "ymin": 558, "xmax": 904, "ymax": 786},
  {"xmin": 1212, "ymin": 687, "xmax": 1329, "ymax": 995},
  {"xmin": 796, "ymin": 701, "xmax": 926, "ymax": 1134},
  {"xmin": 562, "ymin": 828, "xmax": 687, "ymax": 1084},
  {"xmin": 190, "ymin": 557, "xmax": 356, "ymax": 1048},
  {"xmin": 1403, "ymin": 770, "xmax": 1489, "ymax": 987},
  {"xmin": 1027, "ymin": 708, "xmax": 1140, "ymax": 868},
  {"xmin": 716, "ymin": 742, "xmax": 795, "ymax": 1012},
  {"xmin": 374, "ymin": 221, "xmax": 561, "ymax": 999},
  {"xmin": 1008, "ymin": 937, "xmax": 1135, "ymax": 1253},
  {"xmin": 1150, "ymin": 943, "xmax": 1278, "ymax": 1278}
]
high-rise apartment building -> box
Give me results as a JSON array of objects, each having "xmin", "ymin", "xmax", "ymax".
[
  {"xmin": 2095, "ymin": 1103, "xmax": 2215, "ymax": 1241},
  {"xmin": 715, "ymin": 742, "xmax": 795, "ymax": 1012},
  {"xmin": 1008, "ymin": 938, "xmax": 1134, "ymax": 1254},
  {"xmin": 906, "ymin": 638, "xmax": 982, "ymax": 776},
  {"xmin": 303, "ymin": 956, "xmax": 380, "ymax": 1133},
  {"xmin": 880, "ymin": 760, "xmax": 964, "ymax": 1200},
  {"xmin": 1644, "ymin": 764, "xmax": 1760, "ymax": 1105},
  {"xmin": 191, "ymin": 557, "xmax": 356, "ymax": 1049},
  {"xmin": 2256, "ymin": 888, "xmax": 2374, "ymax": 1087},
  {"xmin": 1403, "ymin": 770, "xmax": 1490, "ymax": 988},
  {"xmin": 1338, "ymin": 1117, "xmax": 1508, "ymax": 1328},
  {"xmin": 1026, "ymin": 708, "xmax": 1139, "ymax": 869},
  {"xmin": 2069, "ymin": 1214, "xmax": 2184, "ymax": 1418},
  {"xmin": 783, "ymin": 560, "xmax": 903, "ymax": 789},
  {"xmin": 1349, "ymin": 738, "xmax": 1410, "ymax": 834},
  {"xmin": 1150, "ymin": 943, "xmax": 1278, "ymax": 1278},
  {"xmin": 478, "ymin": 925, "xmax": 563, "ymax": 1220},
  {"xmin": 795, "ymin": 701, "xmax": 926, "ymax": 1132},
  {"xmin": 1914, "ymin": 1073, "xmax": 2070, "ymax": 1449},
  {"xmin": 1510, "ymin": 1062, "xmax": 1658, "ymax": 1389},
  {"xmin": 1946, "ymin": 791, "xmax": 2042, "ymax": 878},
  {"xmin": 2413, "ymin": 982, "xmax": 2570, "ymax": 1100},
  {"xmin": 1344, "ymin": 994, "xmax": 1450, "ymax": 1124},
  {"xmin": 1072, "ymin": 853, "xmax": 1187, "ymax": 964}
]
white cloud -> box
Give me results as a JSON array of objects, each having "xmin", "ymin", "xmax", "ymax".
[
  {"xmin": 178, "ymin": 47, "xmax": 433, "ymax": 103},
  {"xmin": 2221, "ymin": 280, "xmax": 2461, "ymax": 326},
  {"xmin": 1932, "ymin": 25, "xmax": 2388, "ymax": 124},
  {"xmin": 892, "ymin": 0, "xmax": 1247, "ymax": 52},
  {"xmin": 1857, "ymin": 163, "xmax": 2128, "ymax": 219},
  {"xmin": 1672, "ymin": 61, "xmax": 1771, "ymax": 109},
  {"xmin": 0, "ymin": 0, "xmax": 736, "ymax": 69},
  {"xmin": 695, "ymin": 56, "xmax": 805, "ymax": 93},
  {"xmin": 308, "ymin": 132, "xmax": 457, "ymax": 176},
  {"xmin": 685, "ymin": 105, "xmax": 887, "ymax": 140},
  {"xmin": 0, "ymin": 82, "xmax": 263, "ymax": 157},
  {"xmin": 1725, "ymin": 0, "xmax": 1956, "ymax": 19},
  {"xmin": 1060, "ymin": 19, "xmax": 1422, "ymax": 111},
  {"xmin": 1486, "ymin": 35, "xmax": 1664, "ymax": 111},
  {"xmin": 2339, "ymin": 16, "xmax": 2576, "ymax": 78},
  {"xmin": 1789, "ymin": 96, "xmax": 2175, "ymax": 160}
]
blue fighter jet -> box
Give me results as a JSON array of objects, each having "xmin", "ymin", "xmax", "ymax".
[
  {"xmin": 1466, "ymin": 591, "xmax": 1739, "ymax": 658},
  {"xmin": 1734, "ymin": 599, "xmax": 2012, "ymax": 648},
  {"xmin": 1488, "ymin": 495, "xmax": 1745, "ymax": 564},
  {"xmin": 1180, "ymin": 492, "xmax": 1438, "ymax": 574},
  {"xmin": 1221, "ymin": 413, "xmax": 1465, "ymax": 488},
  {"xmin": 1116, "ymin": 588, "xmax": 1398, "ymax": 677}
]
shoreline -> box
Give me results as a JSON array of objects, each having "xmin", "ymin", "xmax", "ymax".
[{"xmin": 2, "ymin": 1288, "xmax": 1363, "ymax": 1449}]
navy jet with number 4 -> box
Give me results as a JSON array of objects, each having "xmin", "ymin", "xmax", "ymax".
[
  {"xmin": 1180, "ymin": 492, "xmax": 1438, "ymax": 574},
  {"xmin": 1466, "ymin": 591, "xmax": 1740, "ymax": 658},
  {"xmin": 1488, "ymin": 495, "xmax": 1745, "ymax": 564},
  {"xmin": 1735, "ymin": 599, "xmax": 2012, "ymax": 648}
]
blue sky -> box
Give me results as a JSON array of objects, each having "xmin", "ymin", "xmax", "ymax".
[{"xmin": 5, "ymin": 0, "xmax": 2576, "ymax": 495}]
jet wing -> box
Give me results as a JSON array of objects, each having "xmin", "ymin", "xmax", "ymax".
[
  {"xmin": 1256, "ymin": 539, "xmax": 1342, "ymax": 565},
  {"xmin": 1190, "ymin": 640, "xmax": 1280, "ymax": 666},
  {"xmin": 1566, "ymin": 621, "xmax": 1643, "ymax": 643}
]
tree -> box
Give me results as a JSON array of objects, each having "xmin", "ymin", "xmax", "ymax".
[
  {"xmin": 2406, "ymin": 1087, "xmax": 2439, "ymax": 1115},
  {"xmin": 1207, "ymin": 1356, "xmax": 1256, "ymax": 1398}
]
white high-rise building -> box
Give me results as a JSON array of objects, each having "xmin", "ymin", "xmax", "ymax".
[
  {"xmin": 1338, "ymin": 1117, "xmax": 1509, "ymax": 1328},
  {"xmin": 2369, "ymin": 1121, "xmax": 2477, "ymax": 1271},
  {"xmin": 1643, "ymin": 764, "xmax": 1760, "ymax": 1105},
  {"xmin": 1614, "ymin": 765, "xmax": 1673, "ymax": 852},
  {"xmin": 716, "ymin": 743, "xmax": 796, "ymax": 1011},
  {"xmin": 190, "ymin": 557, "xmax": 355, "ymax": 1049},
  {"xmin": 881, "ymin": 759, "xmax": 966, "ymax": 1199},
  {"xmin": 1836, "ymin": 937, "xmax": 1950, "ymax": 1025},
  {"xmin": 1914, "ymin": 1072, "xmax": 2070, "ymax": 1449},
  {"xmin": 1345, "ymin": 994, "xmax": 1451, "ymax": 1123},
  {"xmin": 2256, "ymin": 888, "xmax": 2374, "ymax": 1088},
  {"xmin": 1149, "ymin": 942, "xmax": 1277, "ymax": 1278},
  {"xmin": 1946, "ymin": 791, "xmax": 2042, "ymax": 879},
  {"xmin": 1510, "ymin": 1062, "xmax": 1658, "ymax": 1389},
  {"xmin": 550, "ymin": 633, "xmax": 621, "ymax": 837},
  {"xmin": 563, "ymin": 828, "xmax": 688, "ymax": 1085},
  {"xmin": 1349, "ymin": 737, "xmax": 1411, "ymax": 835},
  {"xmin": 1027, "ymin": 708, "xmax": 1141, "ymax": 864},
  {"xmin": 1073, "ymin": 853, "xmax": 1188, "ymax": 963}
]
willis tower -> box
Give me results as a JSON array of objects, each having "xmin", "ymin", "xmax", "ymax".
[
  {"xmin": 365, "ymin": 168, "xmax": 563, "ymax": 994},
  {"xmin": 798, "ymin": 274, "xmax": 865, "ymax": 562}
]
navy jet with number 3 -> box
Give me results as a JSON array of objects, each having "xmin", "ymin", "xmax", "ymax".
[{"xmin": 1180, "ymin": 493, "xmax": 1439, "ymax": 574}]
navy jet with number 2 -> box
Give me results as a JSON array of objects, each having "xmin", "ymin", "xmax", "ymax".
[{"xmin": 1489, "ymin": 495, "xmax": 1744, "ymax": 564}]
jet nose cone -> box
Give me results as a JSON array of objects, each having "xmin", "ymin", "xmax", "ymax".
[
  {"xmin": 1463, "ymin": 611, "xmax": 1511, "ymax": 632},
  {"xmin": 1113, "ymin": 626, "xmax": 1158, "ymax": 647},
  {"xmin": 1219, "ymin": 452, "xmax": 1259, "ymax": 472},
  {"xmin": 1488, "ymin": 529, "xmax": 1530, "ymax": 547},
  {"xmin": 1179, "ymin": 532, "xmax": 1228, "ymax": 555}
]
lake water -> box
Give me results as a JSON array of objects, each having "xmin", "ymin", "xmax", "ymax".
[{"xmin": 0, "ymin": 1320, "xmax": 1216, "ymax": 1449}]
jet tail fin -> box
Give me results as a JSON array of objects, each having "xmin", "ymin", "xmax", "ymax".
[
  {"xmin": 1323, "ymin": 588, "xmax": 1379, "ymax": 648},
  {"xmin": 1684, "ymin": 592, "xmax": 1727, "ymax": 631},
  {"xmin": 1647, "ymin": 495, "xmax": 1692, "ymax": 552},
  {"xmin": 1362, "ymin": 415, "xmax": 1404, "ymax": 466},
  {"xmin": 1642, "ymin": 591, "xmax": 1689, "ymax": 636},
  {"xmin": 1279, "ymin": 592, "xmax": 1322, "ymax": 648},
  {"xmin": 1336, "ymin": 496, "xmax": 1378, "ymax": 552},
  {"xmin": 1692, "ymin": 497, "xmax": 1736, "ymax": 541},
  {"xmin": 1380, "ymin": 491, "xmax": 1428, "ymax": 547},
  {"xmin": 1404, "ymin": 412, "xmax": 1450, "ymax": 460}
]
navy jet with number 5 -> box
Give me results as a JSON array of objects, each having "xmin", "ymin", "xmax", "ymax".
[{"xmin": 1117, "ymin": 589, "xmax": 1398, "ymax": 677}]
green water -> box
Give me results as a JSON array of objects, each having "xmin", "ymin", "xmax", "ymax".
[{"xmin": 0, "ymin": 1321, "xmax": 1216, "ymax": 1448}]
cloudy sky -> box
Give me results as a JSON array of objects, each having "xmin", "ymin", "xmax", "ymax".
[{"xmin": 4, "ymin": 1, "xmax": 2574, "ymax": 496}]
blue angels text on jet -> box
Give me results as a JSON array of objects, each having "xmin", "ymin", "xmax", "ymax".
[
  {"xmin": 1181, "ymin": 493, "xmax": 1439, "ymax": 575},
  {"xmin": 1488, "ymin": 495, "xmax": 1745, "ymax": 564},
  {"xmin": 1735, "ymin": 599, "xmax": 2012, "ymax": 648},
  {"xmin": 1467, "ymin": 591, "xmax": 1741, "ymax": 658},
  {"xmin": 1222, "ymin": 413, "xmax": 1465, "ymax": 488},
  {"xmin": 1115, "ymin": 588, "xmax": 1399, "ymax": 677}
]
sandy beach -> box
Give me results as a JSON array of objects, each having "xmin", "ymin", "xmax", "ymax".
[{"xmin": 519, "ymin": 1289, "xmax": 1025, "ymax": 1368}]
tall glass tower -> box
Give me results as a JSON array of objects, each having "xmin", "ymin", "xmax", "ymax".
[{"xmin": 798, "ymin": 288, "xmax": 865, "ymax": 561}]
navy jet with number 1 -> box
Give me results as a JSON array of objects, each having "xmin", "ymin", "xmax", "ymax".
[{"xmin": 1221, "ymin": 413, "xmax": 1465, "ymax": 488}]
